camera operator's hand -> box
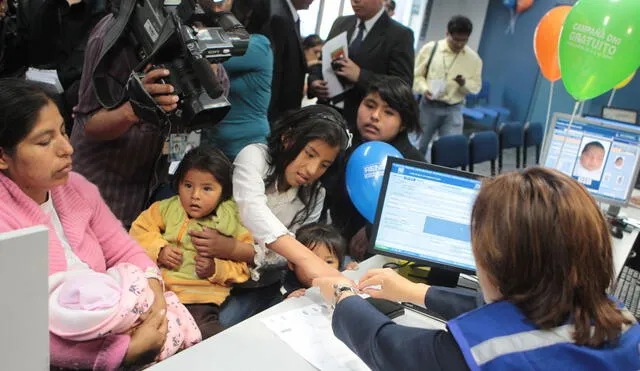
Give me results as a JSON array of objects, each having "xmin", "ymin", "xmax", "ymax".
[{"xmin": 142, "ymin": 68, "xmax": 179, "ymax": 113}]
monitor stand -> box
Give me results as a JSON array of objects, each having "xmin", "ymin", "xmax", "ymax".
[
  {"xmin": 607, "ymin": 205, "xmax": 621, "ymax": 217},
  {"xmin": 405, "ymin": 264, "xmax": 460, "ymax": 288}
]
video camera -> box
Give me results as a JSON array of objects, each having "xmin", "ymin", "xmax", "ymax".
[{"xmin": 94, "ymin": 0, "xmax": 249, "ymax": 129}]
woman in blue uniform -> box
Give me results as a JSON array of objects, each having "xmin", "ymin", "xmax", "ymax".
[{"xmin": 316, "ymin": 167, "xmax": 640, "ymax": 370}]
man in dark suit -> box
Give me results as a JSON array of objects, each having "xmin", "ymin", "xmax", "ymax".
[
  {"xmin": 308, "ymin": 0, "xmax": 414, "ymax": 133},
  {"xmin": 266, "ymin": 0, "xmax": 313, "ymax": 122}
]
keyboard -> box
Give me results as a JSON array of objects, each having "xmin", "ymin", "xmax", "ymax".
[{"xmin": 614, "ymin": 266, "xmax": 640, "ymax": 319}]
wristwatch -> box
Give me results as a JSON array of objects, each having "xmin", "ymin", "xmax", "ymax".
[{"xmin": 333, "ymin": 283, "xmax": 358, "ymax": 306}]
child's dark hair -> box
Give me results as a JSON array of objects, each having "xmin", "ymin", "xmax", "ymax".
[
  {"xmin": 296, "ymin": 223, "xmax": 346, "ymax": 270},
  {"xmin": 366, "ymin": 75, "xmax": 421, "ymax": 134},
  {"xmin": 173, "ymin": 147, "xmax": 233, "ymax": 202},
  {"xmin": 582, "ymin": 141, "xmax": 605, "ymax": 154},
  {"xmin": 302, "ymin": 34, "xmax": 323, "ymax": 50},
  {"xmin": 266, "ymin": 105, "xmax": 351, "ymax": 227}
]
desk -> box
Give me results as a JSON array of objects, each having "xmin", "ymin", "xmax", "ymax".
[
  {"xmin": 150, "ymin": 204, "xmax": 639, "ymax": 370},
  {"xmin": 150, "ymin": 255, "xmax": 445, "ymax": 371}
]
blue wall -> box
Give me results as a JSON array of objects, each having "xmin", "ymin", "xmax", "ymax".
[
  {"xmin": 477, "ymin": 0, "xmax": 562, "ymax": 122},
  {"xmin": 475, "ymin": 0, "xmax": 640, "ymax": 127}
]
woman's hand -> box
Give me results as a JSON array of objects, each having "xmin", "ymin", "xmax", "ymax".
[
  {"xmin": 313, "ymin": 276, "xmax": 357, "ymax": 305},
  {"xmin": 357, "ymin": 268, "xmax": 429, "ymax": 304},
  {"xmin": 123, "ymin": 308, "xmax": 167, "ymax": 366},
  {"xmin": 146, "ymin": 278, "xmax": 166, "ymax": 319}
]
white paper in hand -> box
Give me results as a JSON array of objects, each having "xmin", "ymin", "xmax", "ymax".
[
  {"xmin": 429, "ymin": 79, "xmax": 447, "ymax": 100},
  {"xmin": 322, "ymin": 32, "xmax": 351, "ymax": 99}
]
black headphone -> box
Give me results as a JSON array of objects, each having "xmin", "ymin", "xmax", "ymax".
[{"xmin": 288, "ymin": 105, "xmax": 353, "ymax": 150}]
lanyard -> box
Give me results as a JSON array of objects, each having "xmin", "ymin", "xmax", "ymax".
[{"xmin": 442, "ymin": 51, "xmax": 460, "ymax": 79}]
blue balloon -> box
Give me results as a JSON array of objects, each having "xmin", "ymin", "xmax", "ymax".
[
  {"xmin": 503, "ymin": 0, "xmax": 516, "ymax": 9},
  {"xmin": 346, "ymin": 142, "xmax": 403, "ymax": 223}
]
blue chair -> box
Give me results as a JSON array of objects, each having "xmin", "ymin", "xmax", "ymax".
[
  {"xmin": 462, "ymin": 107, "xmax": 485, "ymax": 121},
  {"xmin": 473, "ymin": 107, "xmax": 500, "ymax": 131},
  {"xmin": 523, "ymin": 122, "xmax": 544, "ymax": 167},
  {"xmin": 469, "ymin": 131, "xmax": 499, "ymax": 176},
  {"xmin": 467, "ymin": 81, "xmax": 511, "ymax": 122},
  {"xmin": 431, "ymin": 135, "xmax": 469, "ymax": 170},
  {"xmin": 467, "ymin": 81, "xmax": 491, "ymax": 105},
  {"xmin": 498, "ymin": 122, "xmax": 524, "ymax": 173}
]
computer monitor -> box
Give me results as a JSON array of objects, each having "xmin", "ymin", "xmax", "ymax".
[
  {"xmin": 601, "ymin": 107, "xmax": 638, "ymax": 125},
  {"xmin": 542, "ymin": 113, "xmax": 640, "ymax": 207},
  {"xmin": 0, "ymin": 226, "xmax": 49, "ymax": 370},
  {"xmin": 370, "ymin": 158, "xmax": 483, "ymax": 275}
]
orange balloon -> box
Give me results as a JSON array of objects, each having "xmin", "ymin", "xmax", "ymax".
[
  {"xmin": 614, "ymin": 71, "xmax": 636, "ymax": 90},
  {"xmin": 516, "ymin": 0, "xmax": 533, "ymax": 13},
  {"xmin": 533, "ymin": 6, "xmax": 572, "ymax": 81}
]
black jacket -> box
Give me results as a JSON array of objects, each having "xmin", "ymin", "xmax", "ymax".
[
  {"xmin": 309, "ymin": 12, "xmax": 414, "ymax": 132},
  {"xmin": 265, "ymin": 0, "xmax": 306, "ymax": 122}
]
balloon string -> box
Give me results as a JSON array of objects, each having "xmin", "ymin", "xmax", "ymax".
[
  {"xmin": 505, "ymin": 9, "xmax": 515, "ymax": 34},
  {"xmin": 553, "ymin": 101, "xmax": 580, "ymax": 170},
  {"xmin": 578, "ymin": 100, "xmax": 585, "ymax": 116},
  {"xmin": 540, "ymin": 80, "xmax": 555, "ymax": 159},
  {"xmin": 608, "ymin": 89, "xmax": 616, "ymax": 107}
]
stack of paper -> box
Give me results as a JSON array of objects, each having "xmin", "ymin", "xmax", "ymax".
[
  {"xmin": 25, "ymin": 68, "xmax": 64, "ymax": 93},
  {"xmin": 262, "ymin": 303, "xmax": 371, "ymax": 371}
]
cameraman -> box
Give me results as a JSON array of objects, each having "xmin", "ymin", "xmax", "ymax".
[{"xmin": 70, "ymin": 4, "xmax": 230, "ymax": 229}]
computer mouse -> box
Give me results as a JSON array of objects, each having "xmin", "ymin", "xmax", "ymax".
[{"xmin": 610, "ymin": 225, "xmax": 624, "ymax": 239}]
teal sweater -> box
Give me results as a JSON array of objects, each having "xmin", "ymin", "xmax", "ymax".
[{"xmin": 201, "ymin": 34, "xmax": 273, "ymax": 160}]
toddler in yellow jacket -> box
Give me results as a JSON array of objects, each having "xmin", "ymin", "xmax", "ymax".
[{"xmin": 131, "ymin": 147, "xmax": 252, "ymax": 339}]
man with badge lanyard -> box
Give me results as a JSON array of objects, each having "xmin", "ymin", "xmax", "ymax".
[{"xmin": 413, "ymin": 15, "xmax": 482, "ymax": 157}]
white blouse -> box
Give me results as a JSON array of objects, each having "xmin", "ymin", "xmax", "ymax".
[
  {"xmin": 233, "ymin": 144, "xmax": 325, "ymax": 280},
  {"xmin": 41, "ymin": 194, "xmax": 90, "ymax": 271}
]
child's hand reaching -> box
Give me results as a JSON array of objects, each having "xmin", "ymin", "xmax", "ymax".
[
  {"xmin": 285, "ymin": 288, "xmax": 307, "ymax": 300},
  {"xmin": 344, "ymin": 261, "xmax": 359, "ymax": 270},
  {"xmin": 158, "ymin": 245, "xmax": 183, "ymax": 270},
  {"xmin": 195, "ymin": 255, "xmax": 216, "ymax": 279}
]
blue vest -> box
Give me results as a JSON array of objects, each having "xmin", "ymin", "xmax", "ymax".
[{"xmin": 447, "ymin": 300, "xmax": 640, "ymax": 370}]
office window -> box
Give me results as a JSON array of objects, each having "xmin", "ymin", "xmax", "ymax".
[
  {"xmin": 318, "ymin": 0, "xmax": 341, "ymax": 38},
  {"xmin": 299, "ymin": 0, "xmax": 322, "ymax": 38},
  {"xmin": 298, "ymin": 0, "xmax": 356, "ymax": 40}
]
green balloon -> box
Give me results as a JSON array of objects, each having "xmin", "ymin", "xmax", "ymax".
[{"xmin": 559, "ymin": 0, "xmax": 640, "ymax": 101}]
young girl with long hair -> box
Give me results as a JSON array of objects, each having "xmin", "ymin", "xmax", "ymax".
[{"xmin": 192, "ymin": 105, "xmax": 352, "ymax": 326}]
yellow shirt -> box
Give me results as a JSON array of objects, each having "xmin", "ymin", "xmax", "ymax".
[
  {"xmin": 130, "ymin": 196, "xmax": 251, "ymax": 305},
  {"xmin": 413, "ymin": 39, "xmax": 483, "ymax": 105}
]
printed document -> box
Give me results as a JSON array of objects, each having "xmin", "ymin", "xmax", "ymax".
[{"xmin": 262, "ymin": 303, "xmax": 371, "ymax": 371}]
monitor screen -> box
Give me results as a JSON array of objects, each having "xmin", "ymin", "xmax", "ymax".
[
  {"xmin": 543, "ymin": 113, "xmax": 640, "ymax": 206},
  {"xmin": 370, "ymin": 159, "xmax": 482, "ymax": 275}
]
